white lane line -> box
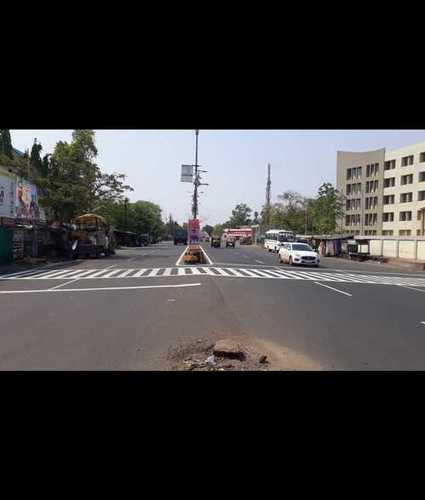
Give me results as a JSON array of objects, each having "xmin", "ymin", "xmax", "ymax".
[
  {"xmin": 0, "ymin": 282, "xmax": 202, "ymax": 294},
  {"xmin": 255, "ymin": 260, "xmax": 264, "ymax": 264},
  {"xmin": 314, "ymin": 281, "xmax": 352, "ymax": 297},
  {"xmin": 49, "ymin": 279, "xmax": 80, "ymax": 290},
  {"xmin": 400, "ymin": 285, "xmax": 425, "ymax": 294},
  {"xmin": 200, "ymin": 246, "xmax": 213, "ymax": 265},
  {"xmin": 421, "ymin": 322, "xmax": 425, "ymax": 326},
  {"xmin": 175, "ymin": 246, "xmax": 189, "ymax": 266}
]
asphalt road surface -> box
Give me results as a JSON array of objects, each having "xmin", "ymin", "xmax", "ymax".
[{"xmin": 1, "ymin": 240, "xmax": 425, "ymax": 370}]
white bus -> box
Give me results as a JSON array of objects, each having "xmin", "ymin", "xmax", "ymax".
[{"xmin": 264, "ymin": 229, "xmax": 295, "ymax": 252}]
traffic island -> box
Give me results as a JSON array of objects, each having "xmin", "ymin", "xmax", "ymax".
[{"xmin": 183, "ymin": 244, "xmax": 208, "ymax": 265}]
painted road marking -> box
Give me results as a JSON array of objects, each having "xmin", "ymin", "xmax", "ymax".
[
  {"xmin": 255, "ymin": 260, "xmax": 264, "ymax": 264},
  {"xmin": 49, "ymin": 279, "xmax": 80, "ymax": 290},
  {"xmin": 0, "ymin": 283, "xmax": 202, "ymax": 294},
  {"xmin": 175, "ymin": 246, "xmax": 189, "ymax": 266},
  {"xmin": 3, "ymin": 266, "xmax": 425, "ymax": 288},
  {"xmin": 421, "ymin": 322, "xmax": 425, "ymax": 326},
  {"xmin": 400, "ymin": 285, "xmax": 425, "ymax": 294},
  {"xmin": 200, "ymin": 246, "xmax": 213, "ymax": 265},
  {"xmin": 314, "ymin": 282, "xmax": 352, "ymax": 297}
]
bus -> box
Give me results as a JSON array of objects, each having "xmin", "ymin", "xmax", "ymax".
[{"xmin": 264, "ymin": 229, "xmax": 295, "ymax": 252}]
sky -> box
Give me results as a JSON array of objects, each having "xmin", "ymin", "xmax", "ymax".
[{"xmin": 10, "ymin": 129, "xmax": 425, "ymax": 227}]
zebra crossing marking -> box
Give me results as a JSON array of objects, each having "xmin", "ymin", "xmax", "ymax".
[{"xmin": 1, "ymin": 266, "xmax": 425, "ymax": 288}]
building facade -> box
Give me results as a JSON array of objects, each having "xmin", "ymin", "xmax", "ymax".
[{"xmin": 337, "ymin": 141, "xmax": 425, "ymax": 236}]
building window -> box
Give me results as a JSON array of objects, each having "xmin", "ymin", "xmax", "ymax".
[
  {"xmin": 384, "ymin": 177, "xmax": 395, "ymax": 188},
  {"xmin": 400, "ymin": 192, "xmax": 413, "ymax": 203},
  {"xmin": 418, "ymin": 210, "xmax": 423, "ymax": 220},
  {"xmin": 418, "ymin": 230, "xmax": 423, "ymax": 236},
  {"xmin": 418, "ymin": 191, "xmax": 425, "ymax": 201},
  {"xmin": 420, "ymin": 172, "xmax": 425, "ymax": 182},
  {"xmin": 382, "ymin": 230, "xmax": 394, "ymax": 236},
  {"xmin": 346, "ymin": 184, "xmax": 352, "ymax": 195},
  {"xmin": 383, "ymin": 212, "xmax": 394, "ymax": 222},
  {"xmin": 346, "ymin": 168, "xmax": 352, "ymax": 180},
  {"xmin": 420, "ymin": 152, "xmax": 425, "ymax": 163},
  {"xmin": 401, "ymin": 155, "xmax": 414, "ymax": 166},
  {"xmin": 399, "ymin": 211, "xmax": 412, "ymax": 221},
  {"xmin": 384, "ymin": 159, "xmax": 396, "ymax": 170},
  {"xmin": 401, "ymin": 174, "xmax": 413, "ymax": 185},
  {"xmin": 384, "ymin": 194, "xmax": 395, "ymax": 204},
  {"xmin": 399, "ymin": 230, "xmax": 412, "ymax": 236},
  {"xmin": 345, "ymin": 215, "xmax": 350, "ymax": 226}
]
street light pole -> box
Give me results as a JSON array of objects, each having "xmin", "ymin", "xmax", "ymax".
[{"xmin": 193, "ymin": 130, "xmax": 199, "ymax": 219}]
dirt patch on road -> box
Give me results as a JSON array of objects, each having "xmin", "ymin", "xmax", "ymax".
[{"xmin": 160, "ymin": 331, "xmax": 322, "ymax": 371}]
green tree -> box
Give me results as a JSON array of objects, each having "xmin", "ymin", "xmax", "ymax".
[
  {"xmin": 202, "ymin": 224, "xmax": 214, "ymax": 236},
  {"xmin": 270, "ymin": 191, "xmax": 307, "ymax": 234},
  {"xmin": 0, "ymin": 130, "xmax": 13, "ymax": 158},
  {"xmin": 35, "ymin": 130, "xmax": 132, "ymax": 222},
  {"xmin": 30, "ymin": 139, "xmax": 43, "ymax": 175},
  {"xmin": 309, "ymin": 182, "xmax": 344, "ymax": 234},
  {"xmin": 228, "ymin": 203, "xmax": 252, "ymax": 227}
]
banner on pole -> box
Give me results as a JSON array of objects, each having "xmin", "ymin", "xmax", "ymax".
[
  {"xmin": 188, "ymin": 218, "xmax": 200, "ymax": 244},
  {"xmin": 181, "ymin": 165, "xmax": 193, "ymax": 183}
]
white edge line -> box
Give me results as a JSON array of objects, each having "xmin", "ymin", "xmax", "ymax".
[
  {"xmin": 0, "ymin": 282, "xmax": 202, "ymax": 294},
  {"xmin": 314, "ymin": 281, "xmax": 352, "ymax": 297},
  {"xmin": 175, "ymin": 246, "xmax": 189, "ymax": 266}
]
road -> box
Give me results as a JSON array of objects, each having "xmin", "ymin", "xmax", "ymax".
[{"xmin": 1, "ymin": 240, "xmax": 425, "ymax": 370}]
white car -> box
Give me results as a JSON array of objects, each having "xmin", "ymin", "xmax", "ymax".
[{"xmin": 278, "ymin": 242, "xmax": 320, "ymax": 267}]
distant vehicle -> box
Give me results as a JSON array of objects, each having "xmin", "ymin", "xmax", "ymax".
[
  {"xmin": 174, "ymin": 229, "xmax": 187, "ymax": 245},
  {"xmin": 264, "ymin": 229, "xmax": 295, "ymax": 252},
  {"xmin": 225, "ymin": 237, "xmax": 235, "ymax": 248},
  {"xmin": 278, "ymin": 242, "xmax": 320, "ymax": 267},
  {"xmin": 211, "ymin": 236, "xmax": 221, "ymax": 248},
  {"xmin": 72, "ymin": 214, "xmax": 112, "ymax": 259}
]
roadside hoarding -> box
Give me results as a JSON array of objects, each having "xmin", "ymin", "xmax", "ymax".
[
  {"xmin": 188, "ymin": 218, "xmax": 200, "ymax": 244},
  {"xmin": 0, "ymin": 166, "xmax": 16, "ymax": 218},
  {"xmin": 15, "ymin": 177, "xmax": 45, "ymax": 221}
]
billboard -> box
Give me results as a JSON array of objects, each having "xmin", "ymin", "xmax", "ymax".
[
  {"xmin": 0, "ymin": 167, "xmax": 16, "ymax": 218},
  {"xmin": 188, "ymin": 218, "xmax": 200, "ymax": 244},
  {"xmin": 15, "ymin": 178, "xmax": 43, "ymax": 220}
]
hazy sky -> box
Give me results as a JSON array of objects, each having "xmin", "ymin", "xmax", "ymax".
[{"xmin": 10, "ymin": 130, "xmax": 425, "ymax": 226}]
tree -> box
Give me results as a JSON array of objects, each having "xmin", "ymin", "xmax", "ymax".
[
  {"xmin": 253, "ymin": 211, "xmax": 260, "ymax": 224},
  {"xmin": 30, "ymin": 139, "xmax": 43, "ymax": 175},
  {"xmin": 270, "ymin": 191, "xmax": 307, "ymax": 234},
  {"xmin": 228, "ymin": 203, "xmax": 252, "ymax": 227},
  {"xmin": 309, "ymin": 183, "xmax": 344, "ymax": 234},
  {"xmin": 202, "ymin": 224, "xmax": 214, "ymax": 236},
  {"xmin": 35, "ymin": 130, "xmax": 132, "ymax": 222},
  {"xmin": 0, "ymin": 130, "xmax": 13, "ymax": 158}
]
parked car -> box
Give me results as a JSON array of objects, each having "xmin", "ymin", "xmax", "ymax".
[{"xmin": 278, "ymin": 242, "xmax": 320, "ymax": 267}]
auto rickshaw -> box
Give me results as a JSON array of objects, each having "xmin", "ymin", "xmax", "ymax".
[{"xmin": 211, "ymin": 236, "xmax": 221, "ymax": 248}]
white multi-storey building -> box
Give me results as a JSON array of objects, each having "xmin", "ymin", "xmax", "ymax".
[{"xmin": 337, "ymin": 141, "xmax": 425, "ymax": 236}]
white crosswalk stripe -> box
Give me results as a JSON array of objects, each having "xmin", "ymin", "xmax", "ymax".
[{"xmin": 2, "ymin": 266, "xmax": 425, "ymax": 288}]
